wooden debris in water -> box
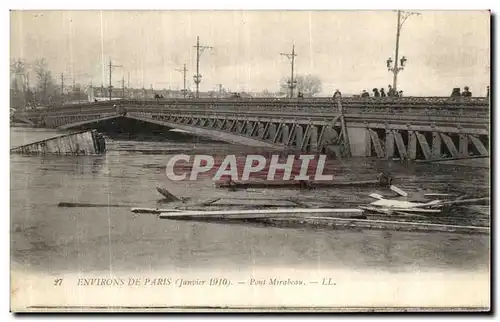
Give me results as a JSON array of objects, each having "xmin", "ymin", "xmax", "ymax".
[
  {"xmin": 215, "ymin": 173, "xmax": 393, "ymax": 190},
  {"xmin": 159, "ymin": 208, "xmax": 363, "ymax": 219},
  {"xmin": 11, "ymin": 129, "xmax": 106, "ymax": 155},
  {"xmin": 130, "ymin": 208, "xmax": 191, "ymax": 214},
  {"xmin": 58, "ymin": 202, "xmax": 131, "ymax": 208},
  {"xmin": 156, "ymin": 187, "xmax": 180, "ymax": 202},
  {"xmin": 390, "ymin": 185, "xmax": 408, "ymax": 197},
  {"xmin": 369, "ymin": 193, "xmax": 385, "ymax": 200}
]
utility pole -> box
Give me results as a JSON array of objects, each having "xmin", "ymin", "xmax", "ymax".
[
  {"xmin": 386, "ymin": 10, "xmax": 421, "ymax": 91},
  {"xmin": 193, "ymin": 36, "xmax": 213, "ymax": 98},
  {"xmin": 59, "ymin": 73, "xmax": 72, "ymax": 96},
  {"xmin": 108, "ymin": 59, "xmax": 123, "ymax": 100},
  {"xmin": 281, "ymin": 44, "xmax": 297, "ymax": 98},
  {"xmin": 176, "ymin": 63, "xmax": 188, "ymax": 98},
  {"xmin": 127, "ymin": 72, "xmax": 130, "ymax": 88}
]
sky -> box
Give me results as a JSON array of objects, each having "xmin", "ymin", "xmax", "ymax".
[{"xmin": 10, "ymin": 10, "xmax": 490, "ymax": 96}]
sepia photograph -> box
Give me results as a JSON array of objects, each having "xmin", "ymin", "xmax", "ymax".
[{"xmin": 9, "ymin": 9, "xmax": 491, "ymax": 312}]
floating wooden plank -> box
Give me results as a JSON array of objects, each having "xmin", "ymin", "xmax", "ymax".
[
  {"xmin": 370, "ymin": 199, "xmax": 439, "ymax": 209},
  {"xmin": 358, "ymin": 206, "xmax": 393, "ymax": 215},
  {"xmin": 131, "ymin": 208, "xmax": 189, "ymax": 214},
  {"xmin": 58, "ymin": 202, "xmax": 130, "ymax": 208},
  {"xmin": 159, "ymin": 208, "xmax": 363, "ymax": 219},
  {"xmin": 369, "ymin": 193, "xmax": 385, "ymax": 200},
  {"xmin": 358, "ymin": 206, "xmax": 433, "ymax": 216},
  {"xmin": 423, "ymin": 193, "xmax": 454, "ymax": 197},
  {"xmin": 10, "ymin": 129, "xmax": 105, "ymax": 155},
  {"xmin": 390, "ymin": 185, "xmax": 408, "ymax": 197}
]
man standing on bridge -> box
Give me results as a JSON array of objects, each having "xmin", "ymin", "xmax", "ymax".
[
  {"xmin": 387, "ymin": 85, "xmax": 397, "ymax": 97},
  {"xmin": 462, "ymin": 86, "xmax": 472, "ymax": 97}
]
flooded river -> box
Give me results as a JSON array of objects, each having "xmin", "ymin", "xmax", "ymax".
[{"xmin": 10, "ymin": 127, "xmax": 490, "ymax": 276}]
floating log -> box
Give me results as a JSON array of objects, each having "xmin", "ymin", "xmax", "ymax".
[
  {"xmin": 11, "ymin": 129, "xmax": 105, "ymax": 155},
  {"xmin": 204, "ymin": 203, "xmax": 298, "ymax": 208},
  {"xmin": 58, "ymin": 202, "xmax": 130, "ymax": 208},
  {"xmin": 156, "ymin": 187, "xmax": 180, "ymax": 202},
  {"xmin": 131, "ymin": 208, "xmax": 193, "ymax": 214}
]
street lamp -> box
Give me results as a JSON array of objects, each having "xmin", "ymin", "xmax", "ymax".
[
  {"xmin": 400, "ymin": 56, "xmax": 407, "ymax": 68},
  {"xmin": 387, "ymin": 56, "xmax": 407, "ymax": 72},
  {"xmin": 386, "ymin": 10, "xmax": 421, "ymax": 91},
  {"xmin": 386, "ymin": 57, "xmax": 393, "ymax": 70}
]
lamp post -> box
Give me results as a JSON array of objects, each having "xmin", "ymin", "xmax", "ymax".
[{"xmin": 386, "ymin": 10, "xmax": 420, "ymax": 91}]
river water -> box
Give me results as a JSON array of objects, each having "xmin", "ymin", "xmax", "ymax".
[{"xmin": 10, "ymin": 127, "xmax": 490, "ymax": 277}]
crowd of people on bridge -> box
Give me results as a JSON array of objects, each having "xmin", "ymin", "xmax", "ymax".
[
  {"xmin": 362, "ymin": 85, "xmax": 403, "ymax": 98},
  {"xmin": 332, "ymin": 85, "xmax": 403, "ymax": 99}
]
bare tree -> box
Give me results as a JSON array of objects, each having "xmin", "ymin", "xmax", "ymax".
[
  {"xmin": 261, "ymin": 88, "xmax": 271, "ymax": 97},
  {"xmin": 33, "ymin": 58, "xmax": 58, "ymax": 104},
  {"xmin": 280, "ymin": 74, "xmax": 322, "ymax": 97},
  {"xmin": 10, "ymin": 59, "xmax": 26, "ymax": 92}
]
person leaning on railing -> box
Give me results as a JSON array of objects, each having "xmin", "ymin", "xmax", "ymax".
[{"xmin": 461, "ymin": 86, "xmax": 472, "ymax": 97}]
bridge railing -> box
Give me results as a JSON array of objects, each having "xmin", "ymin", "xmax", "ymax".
[{"xmin": 14, "ymin": 96, "xmax": 490, "ymax": 121}]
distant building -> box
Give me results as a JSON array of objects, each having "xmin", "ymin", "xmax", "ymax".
[{"xmin": 86, "ymin": 86, "xmax": 125, "ymax": 101}]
